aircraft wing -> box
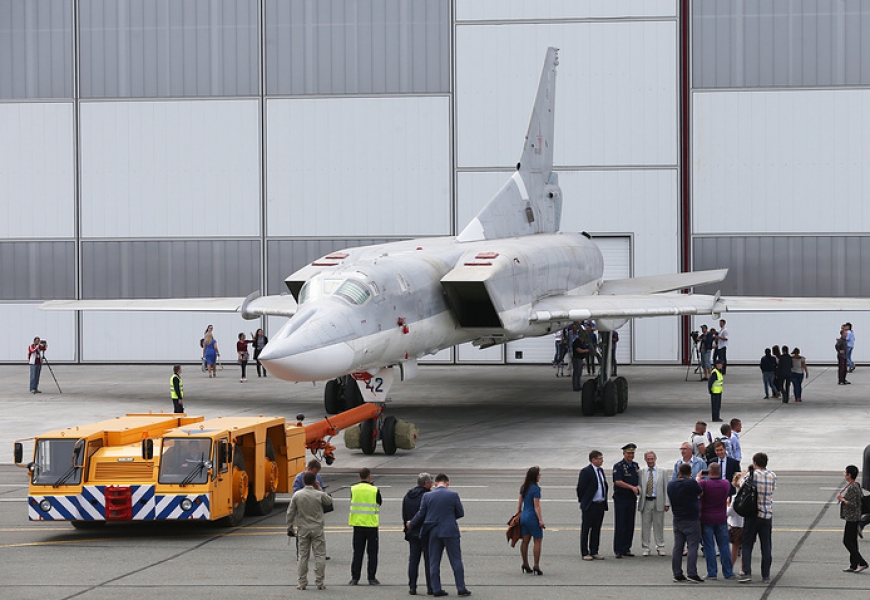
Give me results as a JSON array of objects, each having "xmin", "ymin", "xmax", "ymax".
[
  {"xmin": 41, "ymin": 291, "xmax": 298, "ymax": 320},
  {"xmin": 712, "ymin": 296, "xmax": 870, "ymax": 313},
  {"xmin": 598, "ymin": 269, "xmax": 728, "ymax": 295}
]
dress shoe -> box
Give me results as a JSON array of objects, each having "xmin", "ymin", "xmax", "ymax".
[
  {"xmin": 582, "ymin": 555, "xmax": 593, "ymax": 561},
  {"xmin": 592, "ymin": 554, "xmax": 605, "ymax": 560},
  {"xmin": 458, "ymin": 591, "xmax": 472, "ymax": 597},
  {"xmin": 348, "ymin": 579, "xmax": 359, "ymax": 585},
  {"xmin": 409, "ymin": 590, "xmax": 417, "ymax": 596},
  {"xmin": 615, "ymin": 554, "xmax": 623, "ymax": 559},
  {"xmin": 433, "ymin": 591, "xmax": 448, "ymax": 597},
  {"xmin": 369, "ymin": 579, "xmax": 381, "ymax": 585},
  {"xmin": 623, "ymin": 552, "xmax": 635, "ymax": 557}
]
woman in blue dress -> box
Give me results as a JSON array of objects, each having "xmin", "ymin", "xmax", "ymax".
[
  {"xmin": 517, "ymin": 466, "xmax": 545, "ymax": 575},
  {"xmin": 202, "ymin": 331, "xmax": 220, "ymax": 378}
]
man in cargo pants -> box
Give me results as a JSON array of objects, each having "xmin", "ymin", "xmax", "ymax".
[{"xmin": 287, "ymin": 471, "xmax": 333, "ymax": 590}]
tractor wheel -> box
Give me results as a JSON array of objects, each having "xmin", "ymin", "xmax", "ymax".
[
  {"xmin": 381, "ymin": 416, "xmax": 398, "ymax": 456},
  {"xmin": 581, "ymin": 379, "xmax": 598, "ymax": 416},
  {"xmin": 615, "ymin": 377, "xmax": 629, "ymax": 414},
  {"xmin": 324, "ymin": 379, "xmax": 344, "ymax": 414},
  {"xmin": 602, "ymin": 380, "xmax": 617, "ymax": 417},
  {"xmin": 246, "ymin": 439, "xmax": 277, "ymax": 516},
  {"xmin": 360, "ymin": 419, "xmax": 377, "ymax": 455},
  {"xmin": 222, "ymin": 446, "xmax": 248, "ymax": 526}
]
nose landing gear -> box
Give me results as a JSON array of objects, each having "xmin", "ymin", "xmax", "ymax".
[{"xmin": 579, "ymin": 331, "xmax": 628, "ymax": 417}]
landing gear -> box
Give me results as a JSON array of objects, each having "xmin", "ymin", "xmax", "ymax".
[
  {"xmin": 381, "ymin": 416, "xmax": 398, "ymax": 455},
  {"xmin": 359, "ymin": 419, "xmax": 377, "ymax": 455},
  {"xmin": 323, "ymin": 375, "xmax": 364, "ymax": 414},
  {"xmin": 577, "ymin": 331, "xmax": 629, "ymax": 416}
]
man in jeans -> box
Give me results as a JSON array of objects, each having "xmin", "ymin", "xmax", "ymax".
[
  {"xmin": 699, "ymin": 462, "xmax": 734, "ymax": 579},
  {"xmin": 740, "ymin": 452, "xmax": 776, "ymax": 583},
  {"xmin": 667, "ymin": 463, "xmax": 703, "ymax": 583}
]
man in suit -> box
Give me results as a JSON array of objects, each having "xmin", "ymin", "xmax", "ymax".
[
  {"xmin": 407, "ymin": 473, "xmax": 471, "ymax": 597},
  {"xmin": 637, "ymin": 450, "xmax": 669, "ymax": 556},
  {"xmin": 576, "ymin": 449, "xmax": 608, "ymax": 561},
  {"xmin": 707, "ymin": 441, "xmax": 740, "ymax": 493}
]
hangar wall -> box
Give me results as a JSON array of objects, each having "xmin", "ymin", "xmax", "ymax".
[{"xmin": 1, "ymin": 0, "xmax": 866, "ymax": 366}]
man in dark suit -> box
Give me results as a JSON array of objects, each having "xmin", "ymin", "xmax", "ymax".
[
  {"xmin": 576, "ymin": 449, "xmax": 608, "ymax": 561},
  {"xmin": 407, "ymin": 473, "xmax": 471, "ymax": 597},
  {"xmin": 707, "ymin": 441, "xmax": 740, "ymax": 493}
]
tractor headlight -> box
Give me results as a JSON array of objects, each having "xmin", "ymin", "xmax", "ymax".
[{"xmin": 180, "ymin": 498, "xmax": 193, "ymax": 512}]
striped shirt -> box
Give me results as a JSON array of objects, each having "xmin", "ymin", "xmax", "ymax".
[{"xmin": 753, "ymin": 468, "xmax": 776, "ymax": 519}]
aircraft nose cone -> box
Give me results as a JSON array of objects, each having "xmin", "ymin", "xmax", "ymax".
[{"xmin": 259, "ymin": 340, "xmax": 355, "ymax": 381}]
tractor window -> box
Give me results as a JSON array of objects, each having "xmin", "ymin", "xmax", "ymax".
[
  {"xmin": 158, "ymin": 438, "xmax": 212, "ymax": 485},
  {"xmin": 31, "ymin": 438, "xmax": 84, "ymax": 486}
]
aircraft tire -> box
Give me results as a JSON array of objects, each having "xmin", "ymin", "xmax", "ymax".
[
  {"xmin": 342, "ymin": 376, "xmax": 365, "ymax": 409},
  {"xmin": 222, "ymin": 448, "xmax": 248, "ymax": 526},
  {"xmin": 602, "ymin": 381, "xmax": 617, "ymax": 417},
  {"xmin": 581, "ymin": 379, "xmax": 597, "ymax": 416},
  {"xmin": 246, "ymin": 439, "xmax": 277, "ymax": 516},
  {"xmin": 615, "ymin": 377, "xmax": 629, "ymax": 413},
  {"xmin": 360, "ymin": 419, "xmax": 377, "ymax": 455},
  {"xmin": 381, "ymin": 416, "xmax": 398, "ymax": 455},
  {"xmin": 324, "ymin": 379, "xmax": 344, "ymax": 414}
]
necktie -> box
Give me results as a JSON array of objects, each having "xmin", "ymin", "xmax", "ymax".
[
  {"xmin": 646, "ymin": 469, "xmax": 654, "ymax": 496},
  {"xmin": 720, "ymin": 459, "xmax": 725, "ymax": 479},
  {"xmin": 597, "ymin": 468, "xmax": 605, "ymax": 494}
]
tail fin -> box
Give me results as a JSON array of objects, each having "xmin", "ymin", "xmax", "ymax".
[{"xmin": 458, "ymin": 47, "xmax": 562, "ymax": 242}]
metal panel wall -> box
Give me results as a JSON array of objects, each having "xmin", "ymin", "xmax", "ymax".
[
  {"xmin": 266, "ymin": 96, "xmax": 451, "ymax": 237},
  {"xmin": 693, "ymin": 236, "xmax": 870, "ymax": 297},
  {"xmin": 693, "ymin": 0, "xmax": 870, "ymax": 89},
  {"xmin": 80, "ymin": 99, "xmax": 261, "ymax": 237},
  {"xmin": 457, "ymin": 0, "xmax": 677, "ymax": 20},
  {"xmin": 455, "ymin": 21, "xmax": 678, "ymax": 168},
  {"xmin": 0, "ymin": 241, "xmax": 75, "ymax": 300},
  {"xmin": 81, "ymin": 240, "xmax": 260, "ymax": 299},
  {"xmin": 0, "ymin": 0, "xmax": 73, "ymax": 99},
  {"xmin": 692, "ymin": 89, "xmax": 870, "ymax": 234},
  {"xmin": 79, "ymin": 0, "xmax": 259, "ymax": 98},
  {"xmin": 265, "ymin": 0, "xmax": 449, "ymax": 95},
  {"xmin": 266, "ymin": 238, "xmax": 400, "ymax": 295},
  {"xmin": 0, "ymin": 303, "xmax": 76, "ymax": 361},
  {"xmin": 0, "ymin": 103, "xmax": 76, "ymax": 238}
]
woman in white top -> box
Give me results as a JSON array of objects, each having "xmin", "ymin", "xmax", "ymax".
[{"xmin": 790, "ymin": 348, "xmax": 809, "ymax": 402}]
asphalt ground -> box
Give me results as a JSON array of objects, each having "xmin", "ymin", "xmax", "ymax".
[{"xmin": 1, "ymin": 363, "xmax": 869, "ymax": 599}]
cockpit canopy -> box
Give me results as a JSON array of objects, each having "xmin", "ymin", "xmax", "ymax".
[{"xmin": 297, "ymin": 274, "xmax": 373, "ymax": 307}]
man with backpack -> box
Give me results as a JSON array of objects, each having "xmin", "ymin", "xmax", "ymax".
[{"xmin": 739, "ymin": 453, "xmax": 776, "ymax": 584}]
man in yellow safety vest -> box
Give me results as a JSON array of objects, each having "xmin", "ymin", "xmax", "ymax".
[
  {"xmin": 348, "ymin": 467, "xmax": 382, "ymax": 585},
  {"xmin": 170, "ymin": 365, "xmax": 184, "ymax": 413},
  {"xmin": 708, "ymin": 361, "xmax": 724, "ymax": 423}
]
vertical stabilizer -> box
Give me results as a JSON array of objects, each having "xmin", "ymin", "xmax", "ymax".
[{"xmin": 458, "ymin": 47, "xmax": 562, "ymax": 242}]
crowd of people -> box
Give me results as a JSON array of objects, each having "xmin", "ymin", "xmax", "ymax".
[{"xmin": 197, "ymin": 325, "xmax": 270, "ymax": 382}]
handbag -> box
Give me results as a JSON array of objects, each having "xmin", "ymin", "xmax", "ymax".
[
  {"xmin": 506, "ymin": 511, "xmax": 522, "ymax": 547},
  {"xmin": 733, "ymin": 467, "xmax": 759, "ymax": 518}
]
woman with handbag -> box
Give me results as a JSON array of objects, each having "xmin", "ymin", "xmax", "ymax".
[
  {"xmin": 237, "ymin": 333, "xmax": 253, "ymax": 383},
  {"xmin": 517, "ymin": 466, "xmax": 545, "ymax": 575}
]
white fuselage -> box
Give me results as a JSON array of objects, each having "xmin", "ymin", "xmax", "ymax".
[{"xmin": 258, "ymin": 233, "xmax": 604, "ymax": 382}]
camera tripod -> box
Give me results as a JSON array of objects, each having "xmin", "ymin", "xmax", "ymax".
[
  {"xmin": 685, "ymin": 341, "xmax": 703, "ymax": 382},
  {"xmin": 41, "ymin": 354, "xmax": 63, "ymax": 394}
]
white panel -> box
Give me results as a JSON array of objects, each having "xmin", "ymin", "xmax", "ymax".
[
  {"xmin": 456, "ymin": 22, "xmax": 677, "ymax": 168},
  {"xmin": 456, "ymin": 342, "xmax": 504, "ymax": 364},
  {"xmin": 456, "ymin": 0, "xmax": 677, "ymax": 21},
  {"xmin": 82, "ymin": 312, "xmax": 256, "ymax": 363},
  {"xmin": 0, "ymin": 103, "xmax": 75, "ymax": 238},
  {"xmin": 693, "ymin": 89, "xmax": 870, "ymax": 234},
  {"xmin": 506, "ymin": 236, "xmax": 633, "ymax": 364},
  {"xmin": 0, "ymin": 304, "xmax": 76, "ymax": 362},
  {"xmin": 419, "ymin": 347, "xmax": 453, "ymax": 364},
  {"xmin": 692, "ymin": 313, "xmax": 870, "ymax": 367},
  {"xmin": 80, "ymin": 100, "xmax": 260, "ymax": 238},
  {"xmin": 267, "ymin": 97, "xmax": 451, "ymax": 237}
]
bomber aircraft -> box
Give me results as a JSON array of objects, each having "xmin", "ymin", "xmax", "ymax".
[{"xmin": 45, "ymin": 47, "xmax": 870, "ymax": 423}]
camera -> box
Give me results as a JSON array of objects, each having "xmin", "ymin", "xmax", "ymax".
[
  {"xmin": 690, "ymin": 330, "xmax": 699, "ymax": 343},
  {"xmin": 39, "ymin": 340, "xmax": 47, "ymax": 348}
]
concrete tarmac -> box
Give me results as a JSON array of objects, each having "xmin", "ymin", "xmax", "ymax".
[{"xmin": 1, "ymin": 363, "xmax": 869, "ymax": 599}]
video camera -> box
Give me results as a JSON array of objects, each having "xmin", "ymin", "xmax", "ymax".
[{"xmin": 689, "ymin": 330, "xmax": 700, "ymax": 344}]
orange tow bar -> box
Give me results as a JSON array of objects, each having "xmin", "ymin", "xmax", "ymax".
[{"xmin": 298, "ymin": 403, "xmax": 384, "ymax": 464}]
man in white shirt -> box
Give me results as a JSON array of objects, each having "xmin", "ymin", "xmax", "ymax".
[
  {"xmin": 728, "ymin": 418, "xmax": 743, "ymax": 469},
  {"xmin": 715, "ymin": 319, "xmax": 729, "ymax": 374},
  {"xmin": 638, "ymin": 450, "xmax": 669, "ymax": 556},
  {"xmin": 673, "ymin": 442, "xmax": 706, "ymax": 481}
]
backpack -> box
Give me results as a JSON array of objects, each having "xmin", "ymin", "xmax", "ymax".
[
  {"xmin": 705, "ymin": 437, "xmax": 721, "ymax": 462},
  {"xmin": 733, "ymin": 467, "xmax": 759, "ymax": 518}
]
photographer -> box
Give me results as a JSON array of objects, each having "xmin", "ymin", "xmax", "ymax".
[
  {"xmin": 27, "ymin": 336, "xmax": 47, "ymax": 394},
  {"xmin": 698, "ymin": 325, "xmax": 714, "ymax": 380}
]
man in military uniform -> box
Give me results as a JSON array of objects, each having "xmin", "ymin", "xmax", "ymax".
[{"xmin": 612, "ymin": 443, "xmax": 640, "ymax": 558}]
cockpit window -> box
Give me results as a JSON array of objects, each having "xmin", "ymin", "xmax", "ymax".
[
  {"xmin": 335, "ymin": 279, "xmax": 371, "ymax": 305},
  {"xmin": 298, "ymin": 277, "xmax": 344, "ymax": 305}
]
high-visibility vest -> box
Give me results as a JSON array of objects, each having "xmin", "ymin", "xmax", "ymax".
[
  {"xmin": 170, "ymin": 374, "xmax": 183, "ymax": 399},
  {"xmin": 348, "ymin": 482, "xmax": 380, "ymax": 527},
  {"xmin": 710, "ymin": 369, "xmax": 724, "ymax": 393}
]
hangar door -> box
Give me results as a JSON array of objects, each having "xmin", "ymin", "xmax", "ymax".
[{"xmin": 505, "ymin": 236, "xmax": 632, "ymax": 365}]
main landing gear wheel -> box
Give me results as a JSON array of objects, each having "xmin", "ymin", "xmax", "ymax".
[
  {"xmin": 580, "ymin": 379, "xmax": 597, "ymax": 416},
  {"xmin": 359, "ymin": 419, "xmax": 377, "ymax": 455},
  {"xmin": 602, "ymin": 380, "xmax": 617, "ymax": 416},
  {"xmin": 615, "ymin": 376, "xmax": 629, "ymax": 414},
  {"xmin": 381, "ymin": 416, "xmax": 398, "ymax": 455},
  {"xmin": 324, "ymin": 379, "xmax": 343, "ymax": 414}
]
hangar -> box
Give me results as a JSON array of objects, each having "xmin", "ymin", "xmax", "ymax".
[{"xmin": 2, "ymin": 0, "xmax": 869, "ymax": 366}]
